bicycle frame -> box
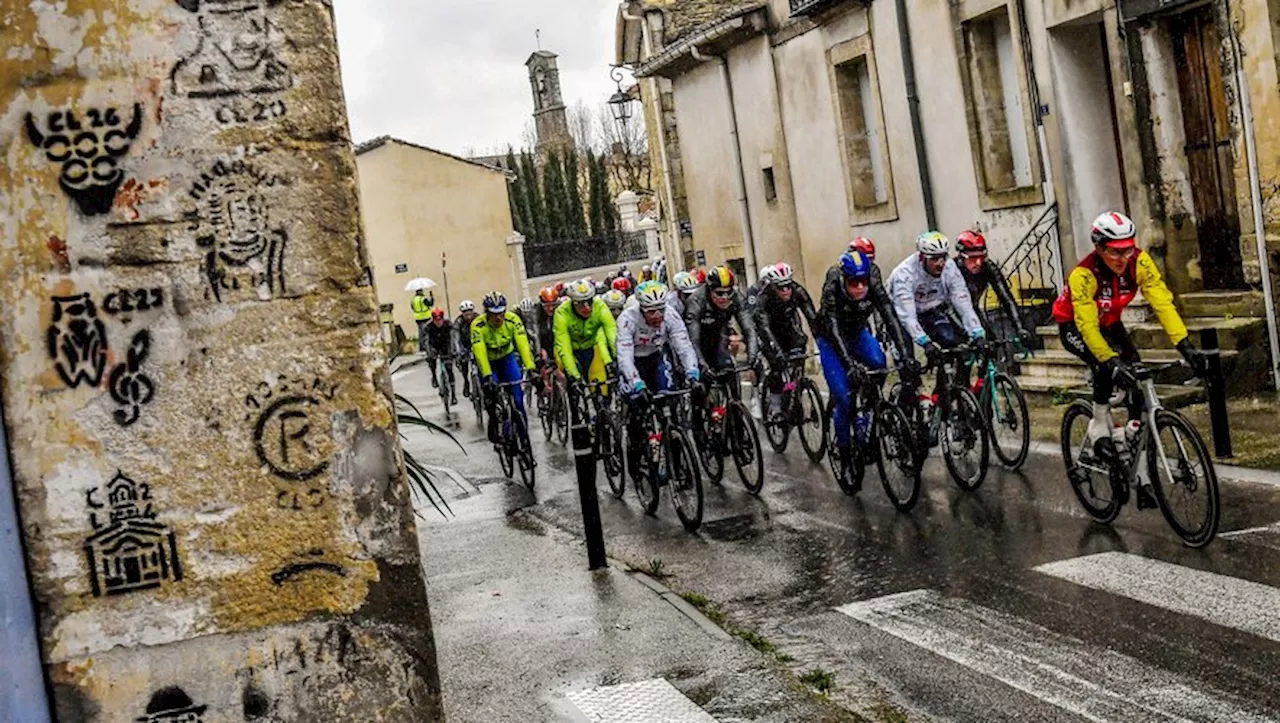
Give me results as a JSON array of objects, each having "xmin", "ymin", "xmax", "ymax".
[{"xmin": 1072, "ymin": 362, "xmax": 1186, "ymax": 488}]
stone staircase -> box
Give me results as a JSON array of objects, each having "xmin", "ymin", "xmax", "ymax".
[{"xmin": 1017, "ymin": 290, "xmax": 1270, "ymax": 407}]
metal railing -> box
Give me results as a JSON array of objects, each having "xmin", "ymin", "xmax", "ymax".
[
  {"xmin": 524, "ymin": 230, "xmax": 649, "ymax": 279},
  {"xmin": 789, "ymin": 0, "xmax": 847, "ymax": 15},
  {"xmin": 999, "ymin": 201, "xmax": 1063, "ymax": 306}
]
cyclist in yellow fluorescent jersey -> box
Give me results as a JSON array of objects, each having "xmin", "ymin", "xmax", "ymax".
[{"xmin": 471, "ymin": 292, "xmax": 535, "ymax": 442}]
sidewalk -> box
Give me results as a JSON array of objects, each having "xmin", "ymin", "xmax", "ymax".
[{"xmin": 403, "ymin": 380, "xmax": 857, "ymax": 722}]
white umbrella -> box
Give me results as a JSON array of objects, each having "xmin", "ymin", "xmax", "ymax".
[{"xmin": 404, "ymin": 277, "xmax": 436, "ymax": 292}]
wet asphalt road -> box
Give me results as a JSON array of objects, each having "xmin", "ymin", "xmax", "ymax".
[{"xmin": 405, "ymin": 365, "xmax": 1280, "ymax": 722}]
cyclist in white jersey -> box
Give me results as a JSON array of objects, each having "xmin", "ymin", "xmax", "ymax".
[{"xmin": 888, "ymin": 231, "xmax": 985, "ymax": 364}]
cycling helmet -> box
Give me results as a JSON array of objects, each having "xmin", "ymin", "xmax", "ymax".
[
  {"xmin": 482, "ymin": 292, "xmax": 507, "ymax": 313},
  {"xmin": 602, "ymin": 289, "xmax": 627, "ymax": 311},
  {"xmin": 673, "ymin": 271, "xmax": 700, "ymax": 293},
  {"xmin": 848, "ymin": 237, "xmax": 876, "ymax": 260},
  {"xmin": 761, "ymin": 262, "xmax": 794, "ymax": 286},
  {"xmin": 759, "ymin": 266, "xmax": 773, "ymax": 283},
  {"xmin": 595, "ymin": 281, "xmax": 608, "ymax": 296},
  {"xmin": 553, "ymin": 281, "xmax": 567, "ymax": 298},
  {"xmin": 538, "ymin": 287, "xmax": 558, "ymax": 304},
  {"xmin": 431, "ymin": 308, "xmax": 445, "ymax": 320},
  {"xmin": 691, "ymin": 267, "xmax": 707, "ymax": 285},
  {"xmin": 1091, "ymin": 211, "xmax": 1137, "ymax": 248},
  {"xmin": 839, "ymin": 251, "xmax": 872, "ymax": 281},
  {"xmin": 611, "ymin": 277, "xmax": 632, "ymax": 294},
  {"xmin": 519, "ymin": 297, "xmax": 536, "ymax": 315},
  {"xmin": 635, "ymin": 281, "xmax": 669, "ymax": 310},
  {"xmin": 916, "ymin": 231, "xmax": 950, "ymax": 257},
  {"xmin": 458, "ymin": 300, "xmax": 475, "ymax": 314},
  {"xmin": 706, "ymin": 265, "xmax": 735, "ymax": 291},
  {"xmin": 955, "ymin": 230, "xmax": 987, "ymax": 256},
  {"xmin": 565, "ymin": 278, "xmax": 595, "ymax": 302}
]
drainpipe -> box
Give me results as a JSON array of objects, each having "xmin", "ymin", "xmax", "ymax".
[
  {"xmin": 0, "ymin": 398, "xmax": 52, "ymax": 723},
  {"xmin": 895, "ymin": 0, "xmax": 937, "ymax": 230},
  {"xmin": 626, "ymin": 6, "xmax": 685, "ymax": 271},
  {"xmin": 692, "ymin": 45, "xmax": 759, "ymax": 282},
  {"xmin": 1227, "ymin": 20, "xmax": 1280, "ymax": 389}
]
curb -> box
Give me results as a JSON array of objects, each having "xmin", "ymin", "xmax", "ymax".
[{"xmin": 629, "ymin": 571, "xmax": 734, "ymax": 642}]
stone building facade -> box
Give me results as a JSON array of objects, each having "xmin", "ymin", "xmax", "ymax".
[
  {"xmin": 617, "ymin": 0, "xmax": 1280, "ymax": 386},
  {"xmin": 1, "ymin": 1, "xmax": 442, "ymax": 719}
]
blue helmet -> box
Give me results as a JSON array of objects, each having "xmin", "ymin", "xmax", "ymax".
[
  {"xmin": 839, "ymin": 251, "xmax": 872, "ymax": 281},
  {"xmin": 482, "ymin": 291, "xmax": 507, "ymax": 313}
]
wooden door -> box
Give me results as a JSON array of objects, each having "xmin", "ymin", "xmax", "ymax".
[{"xmin": 1171, "ymin": 9, "xmax": 1246, "ymax": 289}]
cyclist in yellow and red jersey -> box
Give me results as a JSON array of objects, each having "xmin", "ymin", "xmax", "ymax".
[{"xmin": 1052, "ymin": 212, "xmax": 1206, "ymax": 507}]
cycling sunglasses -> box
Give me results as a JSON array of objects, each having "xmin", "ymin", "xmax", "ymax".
[{"xmin": 711, "ymin": 288, "xmax": 734, "ymax": 298}]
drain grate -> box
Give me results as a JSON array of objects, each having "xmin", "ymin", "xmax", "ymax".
[{"xmin": 566, "ymin": 678, "xmax": 718, "ymax": 722}]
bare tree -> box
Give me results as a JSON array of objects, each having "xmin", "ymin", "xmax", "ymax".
[
  {"xmin": 521, "ymin": 119, "xmax": 539, "ymax": 153},
  {"xmin": 597, "ymin": 101, "xmax": 651, "ymax": 192},
  {"xmin": 568, "ymin": 100, "xmax": 599, "ymax": 153}
]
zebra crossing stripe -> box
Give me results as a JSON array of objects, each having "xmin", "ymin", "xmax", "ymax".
[
  {"xmin": 1034, "ymin": 552, "xmax": 1280, "ymax": 644},
  {"xmin": 566, "ymin": 678, "xmax": 718, "ymax": 722},
  {"xmin": 836, "ymin": 589, "xmax": 1273, "ymax": 723}
]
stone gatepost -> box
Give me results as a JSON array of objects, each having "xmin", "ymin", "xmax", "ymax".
[
  {"xmin": 0, "ymin": 2, "xmax": 442, "ymax": 720},
  {"xmin": 638, "ymin": 217, "xmax": 662, "ymax": 260},
  {"xmin": 615, "ymin": 190, "xmax": 640, "ymax": 232}
]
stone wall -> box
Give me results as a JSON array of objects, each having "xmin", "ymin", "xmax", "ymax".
[{"xmin": 0, "ymin": 1, "xmax": 442, "ymax": 720}]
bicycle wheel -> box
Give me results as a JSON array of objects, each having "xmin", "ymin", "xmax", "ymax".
[
  {"xmin": 538, "ymin": 387, "xmax": 554, "ymax": 438},
  {"xmin": 728, "ymin": 401, "xmax": 764, "ymax": 495},
  {"xmin": 825, "ymin": 400, "xmax": 864, "ymax": 495},
  {"xmin": 763, "ymin": 391, "xmax": 789, "ymax": 454},
  {"xmin": 666, "ymin": 430, "xmax": 704, "ymax": 532},
  {"xmin": 633, "ymin": 438, "xmax": 661, "ymax": 515},
  {"xmin": 497, "ymin": 411, "xmax": 515, "ymax": 479},
  {"xmin": 514, "ymin": 412, "xmax": 535, "ymax": 489},
  {"xmin": 698, "ymin": 413, "xmax": 725, "ymax": 484},
  {"xmin": 876, "ymin": 402, "xmax": 921, "ymax": 512},
  {"xmin": 1146, "ymin": 409, "xmax": 1220, "ymax": 548},
  {"xmin": 1060, "ymin": 401, "xmax": 1121, "ymax": 524},
  {"xmin": 440, "ymin": 366, "xmax": 452, "ymax": 417},
  {"xmin": 471, "ymin": 371, "xmax": 485, "ymax": 424},
  {"xmin": 942, "ymin": 387, "xmax": 989, "ymax": 491},
  {"xmin": 984, "ymin": 372, "xmax": 1030, "ymax": 470},
  {"xmin": 554, "ymin": 385, "xmax": 570, "ymax": 445},
  {"xmin": 797, "ymin": 379, "xmax": 827, "ymax": 463},
  {"xmin": 599, "ymin": 410, "xmax": 626, "ymax": 498}
]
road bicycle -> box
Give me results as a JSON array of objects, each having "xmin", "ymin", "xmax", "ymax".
[
  {"xmin": 825, "ymin": 367, "xmax": 921, "ymax": 511},
  {"xmin": 696, "ymin": 365, "xmax": 765, "ymax": 495},
  {"xmin": 534, "ymin": 363, "xmax": 570, "ymax": 445},
  {"xmin": 761, "ymin": 350, "xmax": 826, "ymax": 463},
  {"xmin": 898, "ymin": 344, "xmax": 989, "ymax": 491},
  {"xmin": 971, "ymin": 338, "xmax": 1031, "ymax": 470},
  {"xmin": 488, "ymin": 379, "xmax": 535, "ymax": 489},
  {"xmin": 457, "ymin": 355, "xmax": 485, "ymax": 424},
  {"xmin": 631, "ymin": 387, "xmax": 703, "ymax": 532},
  {"xmin": 569, "ymin": 377, "xmax": 627, "ymax": 499},
  {"xmin": 434, "ymin": 355, "xmax": 455, "ymax": 418},
  {"xmin": 1061, "ymin": 360, "xmax": 1220, "ymax": 547}
]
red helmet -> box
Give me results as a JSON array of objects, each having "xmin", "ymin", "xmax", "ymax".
[
  {"xmin": 430, "ymin": 308, "xmax": 445, "ymax": 320},
  {"xmin": 848, "ymin": 237, "xmax": 875, "ymax": 260},
  {"xmin": 538, "ymin": 287, "xmax": 558, "ymax": 304},
  {"xmin": 553, "ymin": 281, "xmax": 567, "ymax": 297},
  {"xmin": 691, "ymin": 267, "xmax": 707, "ymax": 284},
  {"xmin": 611, "ymin": 277, "xmax": 632, "ymax": 294},
  {"xmin": 955, "ymin": 230, "xmax": 988, "ymax": 256}
]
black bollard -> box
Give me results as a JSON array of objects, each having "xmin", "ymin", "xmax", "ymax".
[
  {"xmin": 1199, "ymin": 327, "xmax": 1232, "ymax": 459},
  {"xmin": 571, "ymin": 394, "xmax": 608, "ymax": 570}
]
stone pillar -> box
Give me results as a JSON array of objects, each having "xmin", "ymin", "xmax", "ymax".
[
  {"xmin": 508, "ymin": 231, "xmax": 529, "ymax": 298},
  {"xmin": 615, "ymin": 190, "xmax": 640, "ymax": 232},
  {"xmin": 1, "ymin": 2, "xmax": 442, "ymax": 720},
  {"xmin": 638, "ymin": 217, "xmax": 662, "ymax": 260}
]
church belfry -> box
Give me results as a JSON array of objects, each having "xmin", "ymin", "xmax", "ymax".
[{"xmin": 526, "ymin": 50, "xmax": 573, "ymax": 153}]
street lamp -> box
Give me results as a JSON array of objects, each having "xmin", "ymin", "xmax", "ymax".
[{"xmin": 607, "ymin": 66, "xmax": 635, "ymax": 129}]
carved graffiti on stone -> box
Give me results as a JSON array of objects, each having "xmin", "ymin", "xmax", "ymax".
[
  {"xmin": 135, "ymin": 686, "xmax": 207, "ymax": 723},
  {"xmin": 25, "ymin": 105, "xmax": 143, "ymax": 216},
  {"xmin": 188, "ymin": 160, "xmax": 287, "ymax": 301},
  {"xmin": 271, "ymin": 548, "xmax": 349, "ymax": 585},
  {"xmin": 84, "ymin": 472, "xmax": 183, "ymax": 597},
  {"xmin": 47, "ymin": 293, "xmax": 109, "ymax": 388},
  {"xmin": 171, "ymin": 0, "xmax": 292, "ymax": 100},
  {"xmin": 108, "ymin": 330, "xmax": 156, "ymax": 427}
]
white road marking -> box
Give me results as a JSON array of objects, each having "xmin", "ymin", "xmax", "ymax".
[
  {"xmin": 1035, "ymin": 552, "xmax": 1280, "ymax": 644},
  {"xmin": 836, "ymin": 589, "xmax": 1276, "ymax": 723},
  {"xmin": 566, "ymin": 678, "xmax": 718, "ymax": 722},
  {"xmin": 1219, "ymin": 522, "xmax": 1280, "ymax": 538}
]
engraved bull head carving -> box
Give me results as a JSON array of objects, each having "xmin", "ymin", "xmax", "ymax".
[{"xmin": 25, "ymin": 103, "xmax": 143, "ymax": 216}]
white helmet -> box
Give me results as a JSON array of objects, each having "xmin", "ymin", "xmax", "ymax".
[
  {"xmin": 1090, "ymin": 211, "xmax": 1137, "ymax": 247},
  {"xmin": 759, "ymin": 266, "xmax": 773, "ymax": 283},
  {"xmin": 761, "ymin": 262, "xmax": 793, "ymax": 286},
  {"xmin": 458, "ymin": 300, "xmax": 476, "ymax": 314},
  {"xmin": 673, "ymin": 271, "xmax": 701, "ymax": 293},
  {"xmin": 565, "ymin": 278, "xmax": 595, "ymax": 302},
  {"xmin": 635, "ymin": 281, "xmax": 669, "ymax": 310},
  {"xmin": 602, "ymin": 289, "xmax": 627, "ymax": 310},
  {"xmin": 519, "ymin": 297, "xmax": 536, "ymax": 315},
  {"xmin": 916, "ymin": 231, "xmax": 950, "ymax": 257}
]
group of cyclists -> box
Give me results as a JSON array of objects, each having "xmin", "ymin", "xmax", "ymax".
[{"xmin": 426, "ymin": 210, "xmax": 1205, "ymax": 523}]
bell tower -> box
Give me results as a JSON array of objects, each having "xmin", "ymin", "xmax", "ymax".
[{"xmin": 526, "ymin": 50, "xmax": 573, "ymax": 153}]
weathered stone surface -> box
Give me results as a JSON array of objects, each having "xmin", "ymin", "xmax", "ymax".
[{"xmin": 0, "ymin": 1, "xmax": 441, "ymax": 719}]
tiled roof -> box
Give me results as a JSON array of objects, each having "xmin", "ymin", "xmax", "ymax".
[
  {"xmin": 662, "ymin": 1, "xmax": 766, "ymax": 44},
  {"xmin": 353, "ymin": 136, "xmax": 513, "ymax": 176}
]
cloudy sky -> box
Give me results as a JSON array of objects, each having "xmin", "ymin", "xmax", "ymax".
[{"xmin": 333, "ymin": 0, "xmax": 625, "ymax": 156}]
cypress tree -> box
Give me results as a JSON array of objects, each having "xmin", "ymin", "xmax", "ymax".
[
  {"xmin": 587, "ymin": 151, "xmax": 606, "ymax": 239},
  {"xmin": 542, "ymin": 149, "xmax": 568, "ymax": 241},
  {"xmin": 519, "ymin": 152, "xmax": 548, "ymax": 243},
  {"xmin": 563, "ymin": 146, "xmax": 587, "ymax": 239},
  {"xmin": 504, "ymin": 147, "xmax": 526, "ymax": 236}
]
